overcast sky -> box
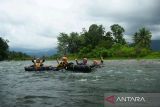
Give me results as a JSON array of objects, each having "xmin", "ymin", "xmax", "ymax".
[{"xmin": 0, "ymin": 0, "xmax": 160, "ymax": 50}]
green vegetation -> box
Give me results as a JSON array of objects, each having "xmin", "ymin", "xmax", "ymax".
[
  {"xmin": 56, "ymin": 24, "xmax": 160, "ymax": 59},
  {"xmin": 1, "ymin": 24, "xmax": 160, "ymax": 60},
  {"xmin": 0, "ymin": 37, "xmax": 31, "ymax": 60},
  {"xmin": 0, "ymin": 37, "xmax": 9, "ymax": 60},
  {"xmin": 8, "ymin": 51, "xmax": 31, "ymax": 60}
]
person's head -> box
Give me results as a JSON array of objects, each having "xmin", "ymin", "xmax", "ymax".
[
  {"xmin": 62, "ymin": 57, "xmax": 68, "ymax": 63},
  {"xmin": 83, "ymin": 58, "xmax": 88, "ymax": 64},
  {"xmin": 36, "ymin": 58, "xmax": 40, "ymax": 63},
  {"xmin": 93, "ymin": 60, "xmax": 98, "ymax": 65}
]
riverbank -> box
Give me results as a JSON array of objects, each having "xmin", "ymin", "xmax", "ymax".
[
  {"xmin": 47, "ymin": 51, "xmax": 160, "ymax": 60},
  {"xmin": 3, "ymin": 58, "xmax": 160, "ymax": 62},
  {"xmin": 1, "ymin": 51, "xmax": 159, "ymax": 61}
]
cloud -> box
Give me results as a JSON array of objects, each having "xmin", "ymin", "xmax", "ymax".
[
  {"xmin": 0, "ymin": 0, "xmax": 159, "ymax": 50},
  {"xmin": 85, "ymin": 0, "xmax": 160, "ymax": 39}
]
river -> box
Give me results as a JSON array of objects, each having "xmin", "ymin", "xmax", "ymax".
[{"xmin": 0, "ymin": 60, "xmax": 160, "ymax": 107}]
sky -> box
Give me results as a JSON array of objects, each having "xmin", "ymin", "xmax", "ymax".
[{"xmin": 0, "ymin": 0, "xmax": 160, "ymax": 50}]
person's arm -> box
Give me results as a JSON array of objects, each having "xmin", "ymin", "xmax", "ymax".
[
  {"xmin": 32, "ymin": 57, "xmax": 35, "ymax": 63},
  {"xmin": 42, "ymin": 59, "xmax": 45, "ymax": 63},
  {"xmin": 100, "ymin": 57, "xmax": 103, "ymax": 64},
  {"xmin": 40, "ymin": 59, "xmax": 45, "ymax": 66},
  {"xmin": 42, "ymin": 56, "xmax": 45, "ymax": 63},
  {"xmin": 75, "ymin": 59, "xmax": 79, "ymax": 65},
  {"xmin": 32, "ymin": 59, "xmax": 34, "ymax": 63}
]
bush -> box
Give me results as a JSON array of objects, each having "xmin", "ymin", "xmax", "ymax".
[
  {"xmin": 119, "ymin": 46, "xmax": 136, "ymax": 57},
  {"xmin": 108, "ymin": 45, "xmax": 135, "ymax": 58},
  {"xmin": 144, "ymin": 52, "xmax": 160, "ymax": 58},
  {"xmin": 136, "ymin": 48, "xmax": 151, "ymax": 57},
  {"xmin": 79, "ymin": 45, "xmax": 92, "ymax": 55},
  {"xmin": 74, "ymin": 43, "xmax": 152, "ymax": 59}
]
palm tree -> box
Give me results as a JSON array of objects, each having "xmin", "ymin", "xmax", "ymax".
[{"xmin": 133, "ymin": 27, "xmax": 152, "ymax": 49}]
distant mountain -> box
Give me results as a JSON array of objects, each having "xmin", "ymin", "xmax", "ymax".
[
  {"xmin": 10, "ymin": 48, "xmax": 57, "ymax": 57},
  {"xmin": 9, "ymin": 40, "xmax": 159, "ymax": 57},
  {"xmin": 151, "ymin": 40, "xmax": 160, "ymax": 51}
]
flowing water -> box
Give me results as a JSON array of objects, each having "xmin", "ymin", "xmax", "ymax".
[{"xmin": 0, "ymin": 60, "xmax": 160, "ymax": 107}]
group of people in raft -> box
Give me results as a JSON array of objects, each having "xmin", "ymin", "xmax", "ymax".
[{"xmin": 32, "ymin": 56, "xmax": 103, "ymax": 70}]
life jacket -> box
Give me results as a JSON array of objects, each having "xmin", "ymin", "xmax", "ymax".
[
  {"xmin": 57, "ymin": 61, "xmax": 68, "ymax": 68},
  {"xmin": 34, "ymin": 60, "xmax": 43, "ymax": 69},
  {"xmin": 35, "ymin": 63, "xmax": 41, "ymax": 70}
]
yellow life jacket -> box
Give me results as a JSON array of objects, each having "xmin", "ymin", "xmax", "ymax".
[{"xmin": 57, "ymin": 61, "xmax": 68, "ymax": 68}]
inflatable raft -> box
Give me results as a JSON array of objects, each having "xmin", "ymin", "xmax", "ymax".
[
  {"xmin": 24, "ymin": 66, "xmax": 58, "ymax": 71},
  {"xmin": 66, "ymin": 64, "xmax": 92, "ymax": 73},
  {"xmin": 24, "ymin": 64, "xmax": 92, "ymax": 73}
]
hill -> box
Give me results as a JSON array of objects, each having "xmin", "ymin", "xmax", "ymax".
[
  {"xmin": 151, "ymin": 40, "xmax": 160, "ymax": 51},
  {"xmin": 10, "ymin": 48, "xmax": 57, "ymax": 57}
]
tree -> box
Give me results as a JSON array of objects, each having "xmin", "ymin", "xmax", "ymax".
[
  {"xmin": 110, "ymin": 24, "xmax": 126, "ymax": 44},
  {"xmin": 57, "ymin": 33, "xmax": 69, "ymax": 55},
  {"xmin": 68, "ymin": 32, "xmax": 82, "ymax": 53},
  {"xmin": 57, "ymin": 32, "xmax": 84, "ymax": 54},
  {"xmin": 133, "ymin": 27, "xmax": 152, "ymax": 49},
  {"xmin": 8, "ymin": 51, "xmax": 30, "ymax": 60},
  {"xmin": 133, "ymin": 32, "xmax": 138, "ymax": 44},
  {"xmin": 0, "ymin": 37, "xmax": 9, "ymax": 60},
  {"xmin": 97, "ymin": 31, "xmax": 114, "ymax": 49},
  {"xmin": 84, "ymin": 24, "xmax": 105, "ymax": 48}
]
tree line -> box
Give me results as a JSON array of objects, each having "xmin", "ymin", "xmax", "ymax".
[
  {"xmin": 0, "ymin": 24, "xmax": 156, "ymax": 60},
  {"xmin": 0, "ymin": 37, "xmax": 30, "ymax": 60},
  {"xmin": 57, "ymin": 24, "xmax": 153, "ymax": 58}
]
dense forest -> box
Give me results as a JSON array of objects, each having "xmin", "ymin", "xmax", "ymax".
[
  {"xmin": 0, "ymin": 37, "xmax": 30, "ymax": 60},
  {"xmin": 57, "ymin": 24, "xmax": 160, "ymax": 59}
]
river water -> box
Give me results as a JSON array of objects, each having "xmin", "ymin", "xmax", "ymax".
[{"xmin": 0, "ymin": 60, "xmax": 160, "ymax": 107}]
